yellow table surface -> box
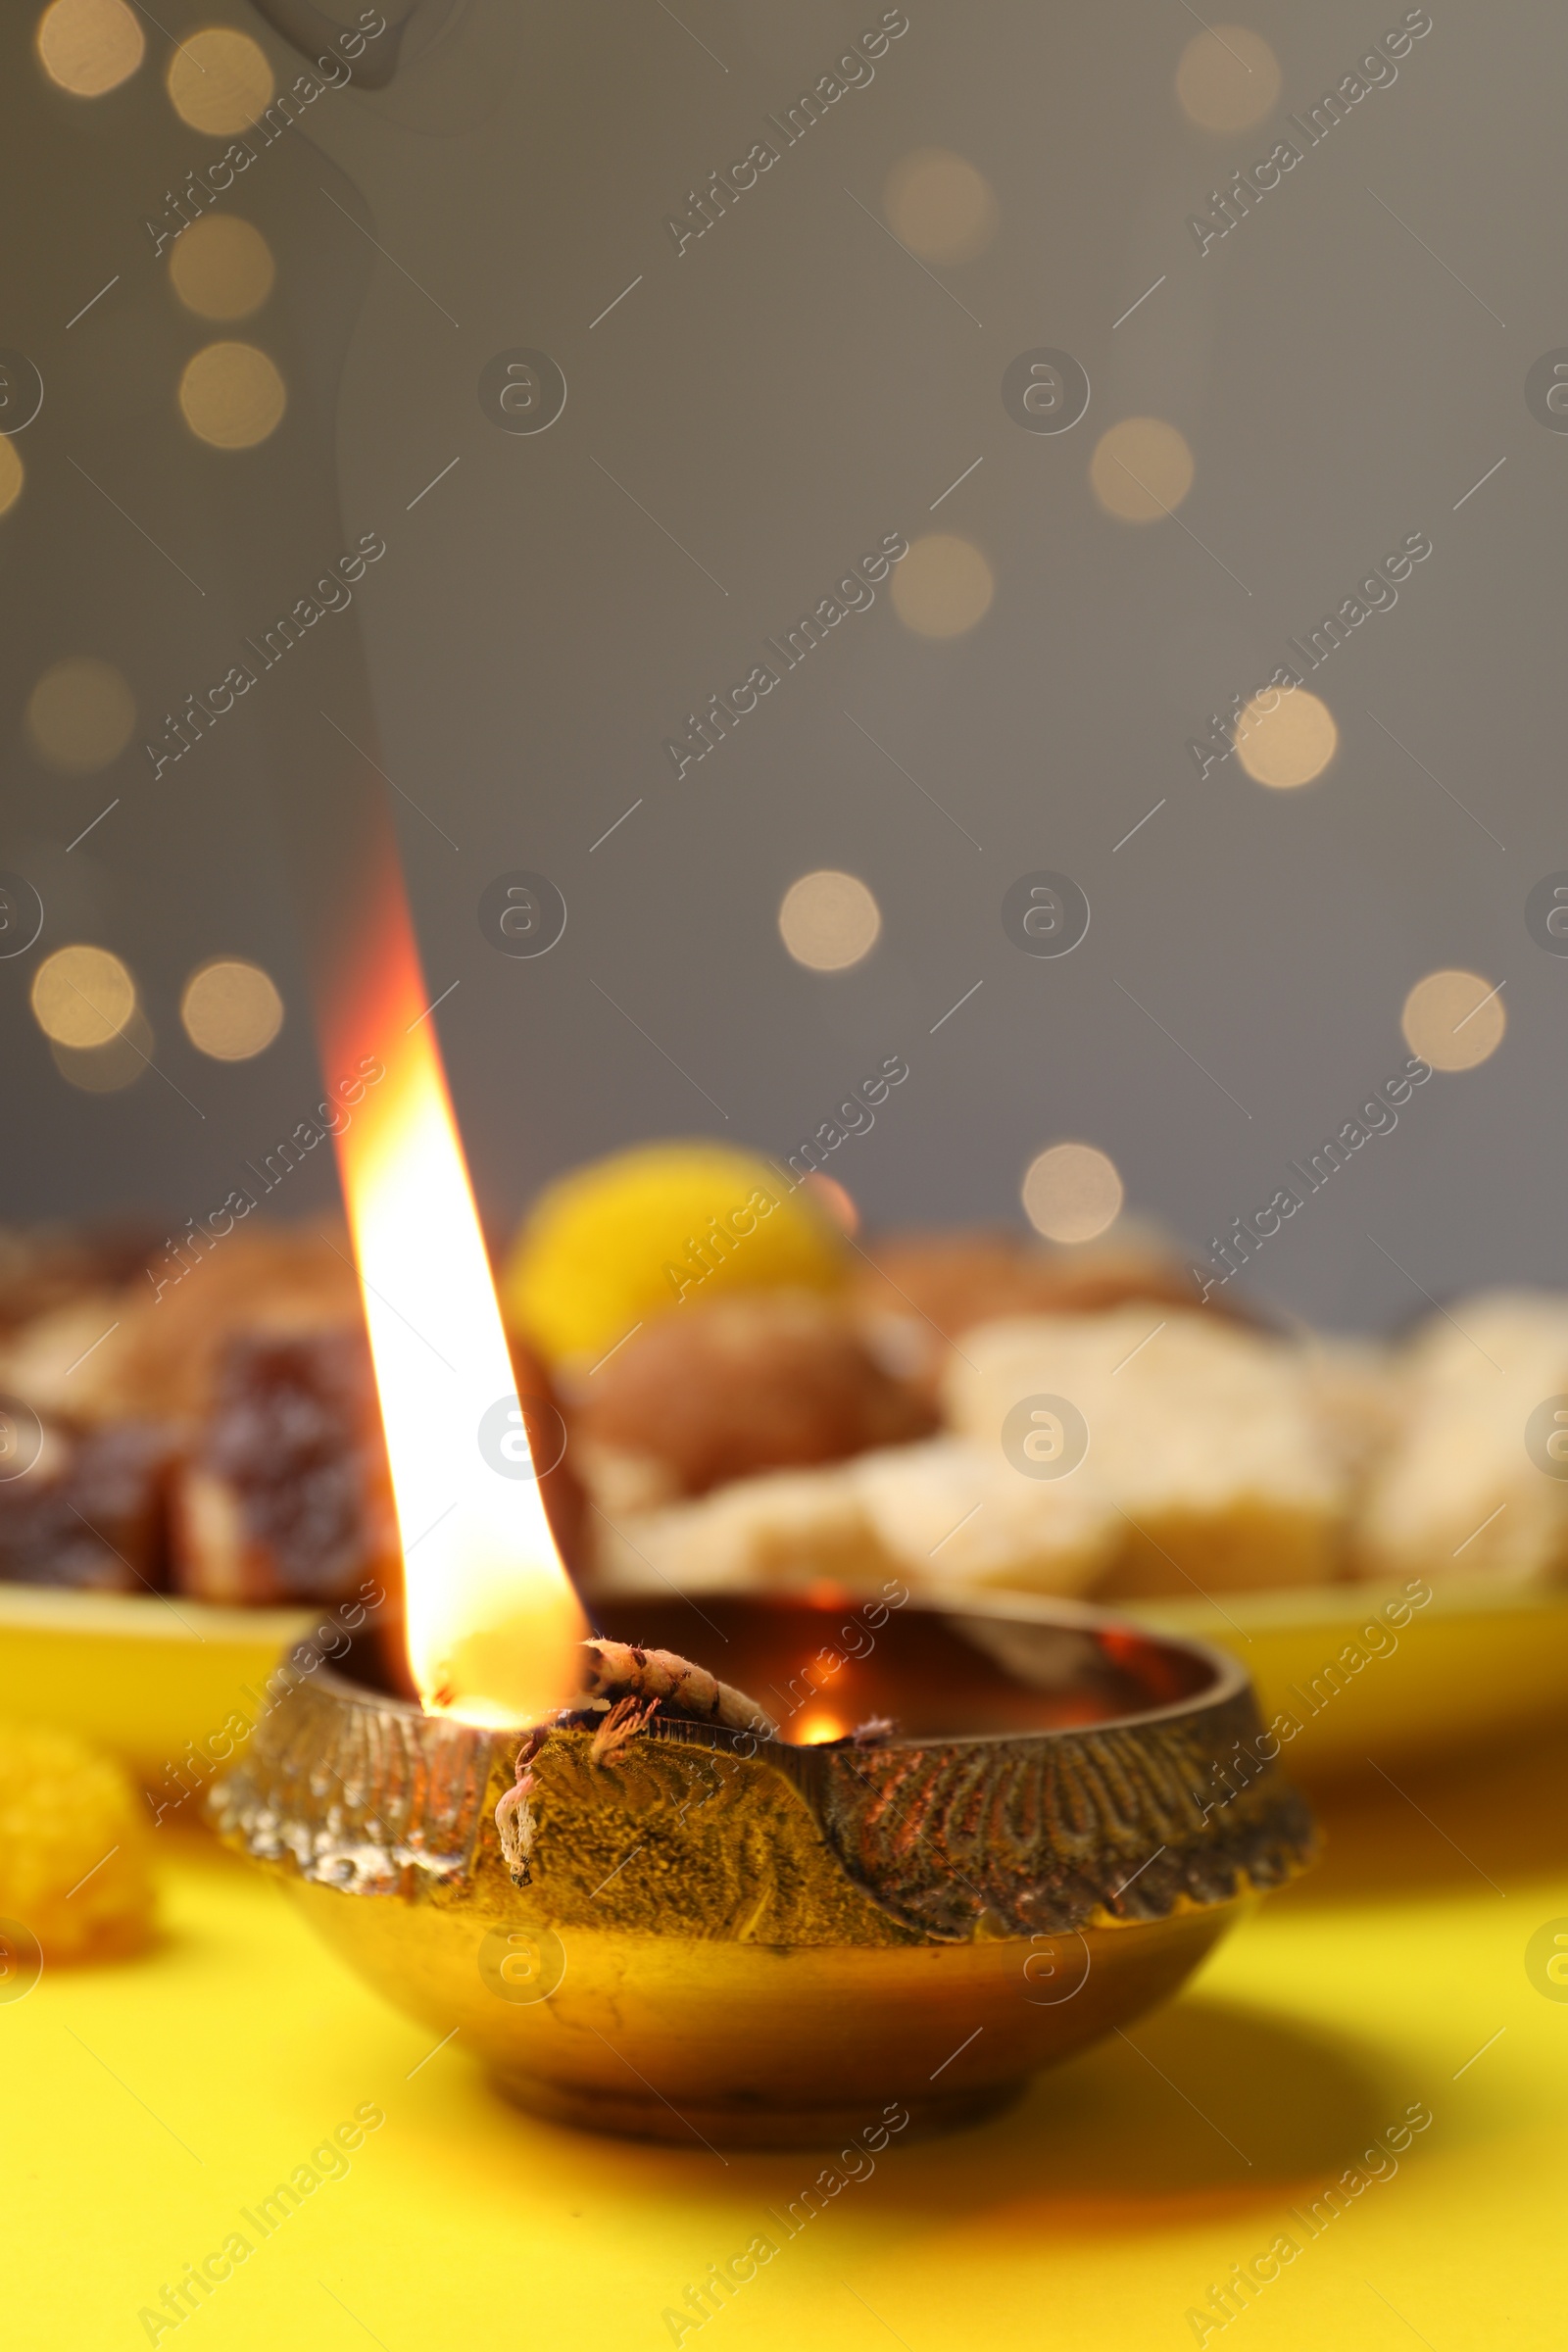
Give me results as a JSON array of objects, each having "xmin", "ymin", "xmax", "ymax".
[{"xmin": 10, "ymin": 1732, "xmax": 1568, "ymax": 2351}]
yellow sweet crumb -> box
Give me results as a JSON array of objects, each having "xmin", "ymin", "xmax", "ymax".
[
  {"xmin": 0, "ymin": 1721, "xmax": 154, "ymax": 1964},
  {"xmin": 502, "ymin": 1141, "xmax": 845, "ymax": 1367}
]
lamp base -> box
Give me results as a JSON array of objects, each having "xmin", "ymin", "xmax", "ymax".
[
  {"xmin": 287, "ymin": 1877, "xmax": 1236, "ymax": 2148},
  {"xmin": 491, "ymin": 2072, "xmax": 1023, "ymax": 2149}
]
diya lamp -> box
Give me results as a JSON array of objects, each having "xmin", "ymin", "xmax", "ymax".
[{"xmin": 213, "ymin": 866, "xmax": 1315, "ymax": 2148}]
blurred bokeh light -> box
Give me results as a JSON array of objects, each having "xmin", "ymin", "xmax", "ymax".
[
  {"xmin": 1022, "ymin": 1144, "xmax": 1125, "ymax": 1243},
  {"xmin": 1401, "ymin": 969, "xmax": 1506, "ymax": 1073},
  {"xmin": 177, "ymin": 342, "xmax": 287, "ymax": 449},
  {"xmin": 165, "ymin": 26, "xmax": 272, "ymax": 133},
  {"xmin": 25, "ymin": 657, "xmax": 135, "ymax": 774},
  {"xmin": 35, "ymin": 0, "xmax": 144, "ymax": 97},
  {"xmin": 169, "ymin": 216, "xmax": 275, "ymax": 321},
  {"xmin": 1174, "ymin": 26, "xmax": 1282, "ymax": 131},
  {"xmin": 30, "ymin": 946, "xmax": 135, "ymax": 1050},
  {"xmin": 179, "ymin": 958, "xmax": 284, "ymax": 1060},
  {"xmin": 778, "ymin": 871, "xmax": 882, "ymax": 971},
  {"xmin": 1234, "ymin": 688, "xmax": 1340, "ymax": 788},
  {"xmin": 883, "ymin": 148, "xmax": 1000, "ymax": 263},
  {"xmin": 890, "ymin": 534, "xmax": 995, "ymax": 637}
]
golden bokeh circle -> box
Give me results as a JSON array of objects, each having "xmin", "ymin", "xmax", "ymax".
[
  {"xmin": 1021, "ymin": 1144, "xmax": 1125, "ymax": 1244},
  {"xmin": 178, "ymin": 341, "xmax": 286, "ymax": 449},
  {"xmin": 25, "ymin": 656, "xmax": 135, "ymax": 773},
  {"xmin": 36, "ymin": 0, "xmax": 144, "ymax": 95},
  {"xmin": 1175, "ymin": 26, "xmax": 1282, "ymax": 131},
  {"xmin": 778, "ymin": 870, "xmax": 882, "ymax": 971},
  {"xmin": 1234, "ymin": 688, "xmax": 1339, "ymax": 788},
  {"xmin": 53, "ymin": 1005, "xmax": 153, "ymax": 1093},
  {"xmin": 166, "ymin": 26, "xmax": 273, "ymax": 133},
  {"xmin": 1090, "ymin": 417, "xmax": 1195, "ymax": 521},
  {"xmin": 883, "ymin": 148, "xmax": 1000, "ymax": 264},
  {"xmin": 0, "ymin": 439, "xmax": 23, "ymax": 518},
  {"xmin": 30, "ymin": 945, "xmax": 135, "ymax": 1049},
  {"xmin": 180, "ymin": 958, "xmax": 284, "ymax": 1059},
  {"xmin": 890, "ymin": 534, "xmax": 995, "ymax": 638},
  {"xmin": 169, "ymin": 216, "xmax": 275, "ymax": 321},
  {"xmin": 1400, "ymin": 969, "xmax": 1506, "ymax": 1073}
]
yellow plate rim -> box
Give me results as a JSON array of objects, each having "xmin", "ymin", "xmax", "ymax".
[
  {"xmin": 0, "ymin": 1584, "xmax": 317, "ymax": 1645},
  {"xmin": 1123, "ymin": 1573, "xmax": 1568, "ymax": 1638},
  {"xmin": 2, "ymin": 1574, "xmax": 1565, "ymax": 1650}
]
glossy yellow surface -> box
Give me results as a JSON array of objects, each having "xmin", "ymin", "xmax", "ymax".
[{"xmin": 8, "ymin": 1734, "xmax": 1566, "ymax": 2348}]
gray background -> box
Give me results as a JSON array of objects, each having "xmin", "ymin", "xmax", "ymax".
[{"xmin": 2, "ymin": 0, "xmax": 1562, "ymax": 1330}]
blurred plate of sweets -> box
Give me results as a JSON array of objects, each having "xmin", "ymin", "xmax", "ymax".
[{"xmin": 4, "ymin": 1141, "xmax": 1567, "ymax": 1786}]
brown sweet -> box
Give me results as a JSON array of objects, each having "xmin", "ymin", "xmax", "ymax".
[
  {"xmin": 0, "ymin": 1223, "xmax": 379, "ymax": 1604},
  {"xmin": 96, "ymin": 1225, "xmax": 363, "ymax": 1428},
  {"xmin": 0, "ymin": 1222, "xmax": 164, "ymax": 1337},
  {"xmin": 571, "ymin": 1291, "xmax": 937, "ymax": 1499},
  {"xmin": 0, "ymin": 1419, "xmax": 173, "ymax": 1592},
  {"xmin": 0, "ymin": 1223, "xmax": 363, "ymax": 1438},
  {"xmin": 171, "ymin": 1326, "xmax": 399, "ymax": 1604}
]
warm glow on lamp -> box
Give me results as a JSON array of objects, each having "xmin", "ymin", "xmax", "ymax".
[
  {"xmin": 328, "ymin": 871, "xmax": 587, "ymax": 1727},
  {"xmin": 795, "ymin": 1709, "xmax": 849, "ymax": 1744}
]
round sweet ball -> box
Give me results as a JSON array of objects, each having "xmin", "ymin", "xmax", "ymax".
[
  {"xmin": 502, "ymin": 1142, "xmax": 846, "ymax": 1368},
  {"xmin": 0, "ymin": 1720, "xmax": 154, "ymax": 1964},
  {"xmin": 571, "ymin": 1291, "xmax": 938, "ymax": 1496}
]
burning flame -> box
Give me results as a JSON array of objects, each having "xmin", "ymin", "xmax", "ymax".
[{"xmin": 325, "ymin": 863, "xmax": 587, "ymax": 1727}]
